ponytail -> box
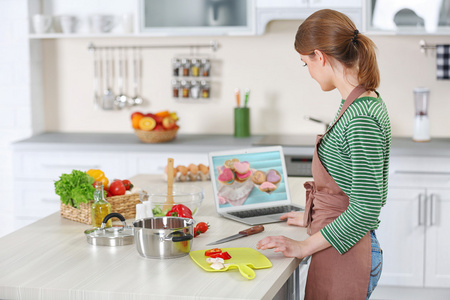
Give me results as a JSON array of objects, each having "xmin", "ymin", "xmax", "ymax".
[{"xmin": 294, "ymin": 9, "xmax": 380, "ymax": 91}]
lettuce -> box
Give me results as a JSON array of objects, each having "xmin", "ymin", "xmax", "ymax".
[{"xmin": 54, "ymin": 170, "xmax": 96, "ymax": 208}]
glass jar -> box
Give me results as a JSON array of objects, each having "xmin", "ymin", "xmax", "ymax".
[
  {"xmin": 172, "ymin": 58, "xmax": 181, "ymax": 76},
  {"xmin": 171, "ymin": 79, "xmax": 180, "ymax": 98},
  {"xmin": 181, "ymin": 80, "xmax": 190, "ymax": 98},
  {"xmin": 201, "ymin": 58, "xmax": 211, "ymax": 77},
  {"xmin": 190, "ymin": 80, "xmax": 200, "ymax": 99},
  {"xmin": 201, "ymin": 80, "xmax": 210, "ymax": 99},
  {"xmin": 191, "ymin": 58, "xmax": 200, "ymax": 77},
  {"xmin": 91, "ymin": 182, "xmax": 112, "ymax": 228},
  {"xmin": 181, "ymin": 58, "xmax": 191, "ymax": 77}
]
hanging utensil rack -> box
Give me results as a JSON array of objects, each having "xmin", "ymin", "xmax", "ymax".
[{"xmin": 88, "ymin": 40, "xmax": 219, "ymax": 52}]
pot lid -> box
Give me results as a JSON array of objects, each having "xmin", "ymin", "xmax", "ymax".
[{"xmin": 84, "ymin": 213, "xmax": 134, "ymax": 246}]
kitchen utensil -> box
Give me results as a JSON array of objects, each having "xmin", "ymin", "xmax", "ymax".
[
  {"xmin": 413, "ymin": 87, "xmax": 430, "ymax": 142},
  {"xmin": 190, "ymin": 247, "xmax": 272, "ymax": 280},
  {"xmin": 93, "ymin": 49, "xmax": 101, "ymax": 109},
  {"xmin": 89, "ymin": 14, "xmax": 116, "ymax": 33},
  {"xmin": 206, "ymin": 225, "xmax": 264, "ymax": 246},
  {"xmin": 139, "ymin": 184, "xmax": 203, "ymax": 217},
  {"xmin": 132, "ymin": 216, "xmax": 195, "ymax": 259},
  {"xmin": 163, "ymin": 158, "xmax": 175, "ymax": 211},
  {"xmin": 59, "ymin": 15, "xmax": 78, "ymax": 33},
  {"xmin": 114, "ymin": 48, "xmax": 129, "ymax": 109},
  {"xmin": 101, "ymin": 49, "xmax": 115, "ymax": 110},
  {"xmin": 84, "ymin": 213, "xmax": 134, "ymax": 246},
  {"xmin": 129, "ymin": 48, "xmax": 144, "ymax": 106},
  {"xmin": 32, "ymin": 14, "xmax": 52, "ymax": 34}
]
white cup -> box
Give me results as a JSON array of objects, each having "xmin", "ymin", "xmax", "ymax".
[
  {"xmin": 59, "ymin": 15, "xmax": 79, "ymax": 34},
  {"xmin": 121, "ymin": 14, "xmax": 133, "ymax": 33},
  {"xmin": 90, "ymin": 15, "xmax": 116, "ymax": 33},
  {"xmin": 32, "ymin": 14, "xmax": 52, "ymax": 34}
]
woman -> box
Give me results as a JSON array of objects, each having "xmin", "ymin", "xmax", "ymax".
[{"xmin": 256, "ymin": 9, "xmax": 391, "ymax": 300}]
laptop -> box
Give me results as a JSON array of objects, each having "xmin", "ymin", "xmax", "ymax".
[{"xmin": 208, "ymin": 146, "xmax": 304, "ymax": 225}]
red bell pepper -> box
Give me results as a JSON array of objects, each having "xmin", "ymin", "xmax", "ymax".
[
  {"xmin": 166, "ymin": 204, "xmax": 193, "ymax": 219},
  {"xmin": 205, "ymin": 248, "xmax": 222, "ymax": 256},
  {"xmin": 210, "ymin": 251, "xmax": 232, "ymax": 260}
]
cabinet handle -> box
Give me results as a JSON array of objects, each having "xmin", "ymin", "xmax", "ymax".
[
  {"xmin": 429, "ymin": 194, "xmax": 436, "ymax": 226},
  {"xmin": 418, "ymin": 193, "xmax": 425, "ymax": 226}
]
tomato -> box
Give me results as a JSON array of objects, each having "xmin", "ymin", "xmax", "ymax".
[
  {"xmin": 205, "ymin": 248, "xmax": 222, "ymax": 256},
  {"xmin": 130, "ymin": 112, "xmax": 144, "ymax": 120},
  {"xmin": 122, "ymin": 179, "xmax": 133, "ymax": 190},
  {"xmin": 109, "ymin": 180, "xmax": 126, "ymax": 196},
  {"xmin": 196, "ymin": 222, "xmax": 209, "ymax": 233}
]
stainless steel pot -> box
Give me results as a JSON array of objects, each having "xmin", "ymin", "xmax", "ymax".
[{"xmin": 132, "ymin": 217, "xmax": 195, "ymax": 259}]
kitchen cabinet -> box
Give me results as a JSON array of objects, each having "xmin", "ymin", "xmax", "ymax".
[
  {"xmin": 366, "ymin": 0, "xmax": 450, "ymax": 35},
  {"xmin": 255, "ymin": 0, "xmax": 363, "ymax": 35},
  {"xmin": 12, "ymin": 148, "xmax": 208, "ymax": 229},
  {"xmin": 376, "ymin": 156, "xmax": 450, "ymax": 288}
]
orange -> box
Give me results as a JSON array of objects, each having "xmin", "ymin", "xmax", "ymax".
[
  {"xmin": 131, "ymin": 114, "xmax": 144, "ymax": 129},
  {"xmin": 139, "ymin": 117, "xmax": 157, "ymax": 131},
  {"xmin": 155, "ymin": 110, "xmax": 170, "ymax": 118}
]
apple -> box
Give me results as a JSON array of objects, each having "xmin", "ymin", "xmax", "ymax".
[
  {"xmin": 162, "ymin": 116, "xmax": 176, "ymax": 129},
  {"xmin": 153, "ymin": 124, "xmax": 165, "ymax": 131}
]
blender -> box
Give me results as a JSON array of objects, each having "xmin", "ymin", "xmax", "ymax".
[{"xmin": 413, "ymin": 87, "xmax": 430, "ymax": 142}]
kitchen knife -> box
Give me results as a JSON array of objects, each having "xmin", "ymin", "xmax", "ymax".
[{"xmin": 206, "ymin": 225, "xmax": 264, "ymax": 246}]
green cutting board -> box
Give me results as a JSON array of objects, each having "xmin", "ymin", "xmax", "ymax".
[{"xmin": 189, "ymin": 247, "xmax": 272, "ymax": 280}]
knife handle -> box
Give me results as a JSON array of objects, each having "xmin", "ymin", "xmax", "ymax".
[{"xmin": 239, "ymin": 225, "xmax": 264, "ymax": 236}]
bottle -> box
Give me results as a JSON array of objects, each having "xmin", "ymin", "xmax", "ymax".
[{"xmin": 91, "ymin": 182, "xmax": 112, "ymax": 228}]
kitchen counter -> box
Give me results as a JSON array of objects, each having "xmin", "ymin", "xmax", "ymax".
[
  {"xmin": 11, "ymin": 132, "xmax": 450, "ymax": 157},
  {"xmin": 0, "ymin": 175, "xmax": 310, "ymax": 300}
]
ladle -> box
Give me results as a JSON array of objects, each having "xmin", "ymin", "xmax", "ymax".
[
  {"xmin": 101, "ymin": 49, "xmax": 115, "ymax": 110},
  {"xmin": 129, "ymin": 47, "xmax": 144, "ymax": 106},
  {"xmin": 115, "ymin": 48, "xmax": 129, "ymax": 109}
]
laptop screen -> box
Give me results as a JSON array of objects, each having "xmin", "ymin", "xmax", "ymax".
[{"xmin": 208, "ymin": 146, "xmax": 291, "ymax": 211}]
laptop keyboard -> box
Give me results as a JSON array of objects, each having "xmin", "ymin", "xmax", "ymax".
[{"xmin": 229, "ymin": 205, "xmax": 302, "ymax": 219}]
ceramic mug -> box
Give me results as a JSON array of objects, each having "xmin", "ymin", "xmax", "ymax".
[
  {"xmin": 59, "ymin": 15, "xmax": 79, "ymax": 34},
  {"xmin": 121, "ymin": 14, "xmax": 133, "ymax": 33},
  {"xmin": 90, "ymin": 15, "xmax": 116, "ymax": 33},
  {"xmin": 32, "ymin": 14, "xmax": 52, "ymax": 34}
]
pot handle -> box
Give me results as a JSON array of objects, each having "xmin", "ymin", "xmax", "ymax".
[
  {"xmin": 172, "ymin": 234, "xmax": 193, "ymax": 242},
  {"xmin": 100, "ymin": 213, "xmax": 127, "ymax": 229}
]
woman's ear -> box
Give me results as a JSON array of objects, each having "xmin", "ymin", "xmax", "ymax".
[{"xmin": 314, "ymin": 50, "xmax": 326, "ymax": 67}]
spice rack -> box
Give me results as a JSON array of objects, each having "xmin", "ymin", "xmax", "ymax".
[{"xmin": 172, "ymin": 57, "xmax": 212, "ymax": 101}]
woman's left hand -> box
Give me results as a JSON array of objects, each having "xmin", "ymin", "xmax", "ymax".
[{"xmin": 256, "ymin": 236, "xmax": 307, "ymax": 259}]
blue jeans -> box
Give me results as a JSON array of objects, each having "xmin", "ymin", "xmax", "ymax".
[{"xmin": 367, "ymin": 230, "xmax": 383, "ymax": 299}]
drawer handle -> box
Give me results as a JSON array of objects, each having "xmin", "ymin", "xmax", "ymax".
[
  {"xmin": 42, "ymin": 164, "xmax": 101, "ymax": 169},
  {"xmin": 429, "ymin": 194, "xmax": 436, "ymax": 226},
  {"xmin": 418, "ymin": 193, "xmax": 425, "ymax": 226},
  {"xmin": 394, "ymin": 170, "xmax": 450, "ymax": 176}
]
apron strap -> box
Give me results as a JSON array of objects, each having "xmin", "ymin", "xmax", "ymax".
[{"xmin": 324, "ymin": 85, "xmax": 367, "ymax": 135}]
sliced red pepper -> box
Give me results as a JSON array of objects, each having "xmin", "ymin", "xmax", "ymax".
[
  {"xmin": 205, "ymin": 248, "xmax": 222, "ymax": 256},
  {"xmin": 210, "ymin": 251, "xmax": 232, "ymax": 260}
]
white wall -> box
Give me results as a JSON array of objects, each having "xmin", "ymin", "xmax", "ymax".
[{"xmin": 41, "ymin": 21, "xmax": 450, "ymax": 138}]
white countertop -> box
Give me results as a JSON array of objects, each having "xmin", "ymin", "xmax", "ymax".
[{"xmin": 0, "ymin": 176, "xmax": 310, "ymax": 300}]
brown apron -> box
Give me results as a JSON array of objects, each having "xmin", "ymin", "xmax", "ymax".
[{"xmin": 304, "ymin": 85, "xmax": 371, "ymax": 300}]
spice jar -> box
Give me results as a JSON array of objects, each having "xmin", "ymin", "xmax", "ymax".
[
  {"xmin": 190, "ymin": 80, "xmax": 200, "ymax": 99},
  {"xmin": 171, "ymin": 79, "xmax": 180, "ymax": 98},
  {"xmin": 181, "ymin": 58, "xmax": 191, "ymax": 77},
  {"xmin": 201, "ymin": 80, "xmax": 210, "ymax": 99},
  {"xmin": 181, "ymin": 80, "xmax": 190, "ymax": 98},
  {"xmin": 172, "ymin": 58, "xmax": 181, "ymax": 76},
  {"xmin": 201, "ymin": 58, "xmax": 211, "ymax": 77},
  {"xmin": 191, "ymin": 58, "xmax": 200, "ymax": 77}
]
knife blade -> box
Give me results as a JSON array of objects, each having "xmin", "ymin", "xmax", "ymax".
[{"xmin": 206, "ymin": 225, "xmax": 264, "ymax": 246}]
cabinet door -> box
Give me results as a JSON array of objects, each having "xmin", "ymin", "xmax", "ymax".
[
  {"xmin": 377, "ymin": 187, "xmax": 426, "ymax": 287},
  {"xmin": 425, "ymin": 189, "xmax": 450, "ymax": 288}
]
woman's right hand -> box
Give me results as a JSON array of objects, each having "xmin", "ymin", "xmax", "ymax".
[{"xmin": 280, "ymin": 211, "xmax": 306, "ymax": 227}]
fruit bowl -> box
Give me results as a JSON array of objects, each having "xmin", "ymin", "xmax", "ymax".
[
  {"xmin": 139, "ymin": 184, "xmax": 204, "ymax": 217},
  {"xmin": 134, "ymin": 128, "xmax": 178, "ymax": 143}
]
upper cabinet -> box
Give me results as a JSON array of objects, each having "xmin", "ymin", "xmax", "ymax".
[
  {"xmin": 139, "ymin": 0, "xmax": 255, "ymax": 36},
  {"xmin": 255, "ymin": 0, "xmax": 363, "ymax": 35},
  {"xmin": 366, "ymin": 0, "xmax": 450, "ymax": 35}
]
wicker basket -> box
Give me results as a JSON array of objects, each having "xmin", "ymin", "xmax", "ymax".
[
  {"xmin": 134, "ymin": 128, "xmax": 178, "ymax": 143},
  {"xmin": 60, "ymin": 193, "xmax": 140, "ymax": 225}
]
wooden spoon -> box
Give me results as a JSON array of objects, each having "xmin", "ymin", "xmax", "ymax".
[{"xmin": 164, "ymin": 158, "xmax": 174, "ymax": 211}]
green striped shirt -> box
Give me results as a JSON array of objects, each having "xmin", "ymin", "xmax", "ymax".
[{"xmin": 318, "ymin": 95, "xmax": 391, "ymax": 254}]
